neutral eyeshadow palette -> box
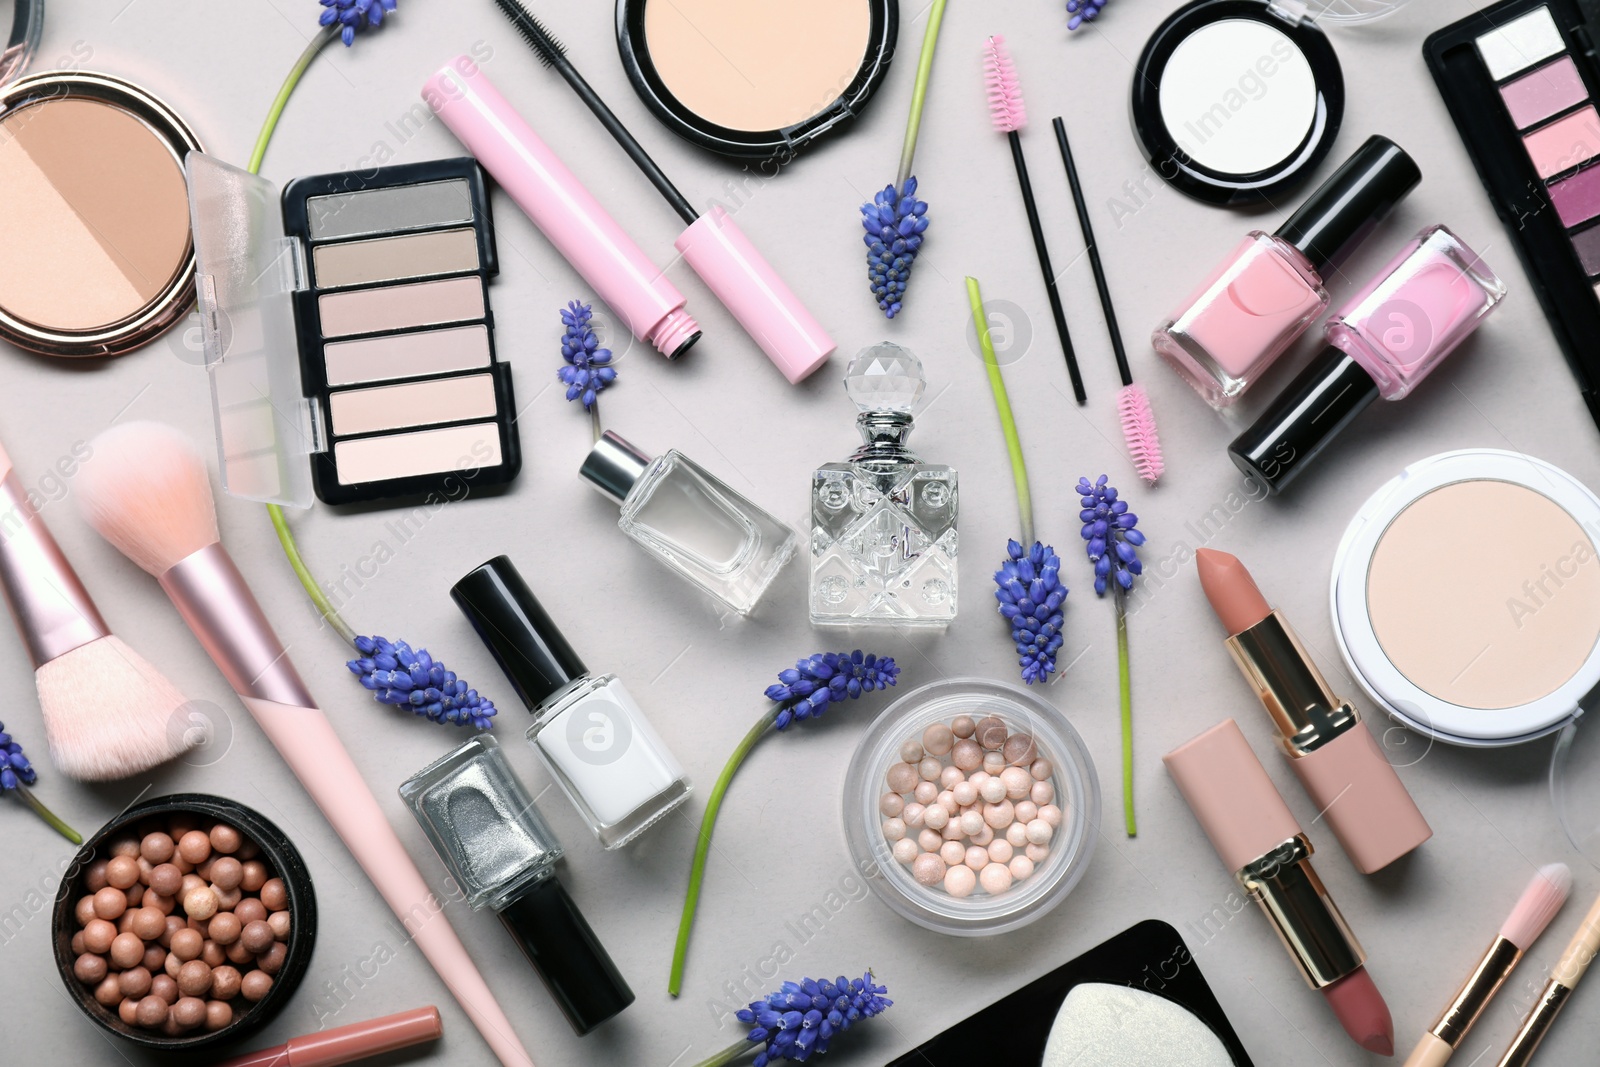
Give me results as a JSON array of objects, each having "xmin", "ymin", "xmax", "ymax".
[
  {"xmin": 187, "ymin": 154, "xmax": 520, "ymax": 508},
  {"xmin": 1426, "ymin": 0, "xmax": 1600, "ymax": 433},
  {"xmin": 883, "ymin": 920, "xmax": 1254, "ymax": 1066}
]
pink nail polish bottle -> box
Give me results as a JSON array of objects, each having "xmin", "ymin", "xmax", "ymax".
[
  {"xmin": 1153, "ymin": 137, "xmax": 1421, "ymax": 408},
  {"xmin": 1230, "ymin": 224, "xmax": 1507, "ymax": 493}
]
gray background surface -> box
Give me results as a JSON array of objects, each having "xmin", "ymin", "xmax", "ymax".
[{"xmin": 1, "ymin": 0, "xmax": 1594, "ymax": 1064}]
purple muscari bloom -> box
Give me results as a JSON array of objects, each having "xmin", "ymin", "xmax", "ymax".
[
  {"xmin": 860, "ymin": 178, "xmax": 929, "ymax": 319},
  {"xmin": 347, "ymin": 636, "xmax": 497, "ymax": 729},
  {"xmin": 0, "ymin": 721, "xmax": 37, "ymax": 792},
  {"xmin": 1065, "ymin": 0, "xmax": 1108, "ymax": 30},
  {"xmin": 320, "ymin": 0, "xmax": 396, "ymax": 46},
  {"xmin": 994, "ymin": 540, "xmax": 1067, "ymax": 684},
  {"xmin": 764, "ymin": 651, "xmax": 899, "ymax": 731},
  {"xmin": 557, "ymin": 300, "xmax": 615, "ymax": 410},
  {"xmin": 737, "ymin": 972, "xmax": 892, "ymax": 1066},
  {"xmin": 1078, "ymin": 475, "xmax": 1146, "ymax": 595}
]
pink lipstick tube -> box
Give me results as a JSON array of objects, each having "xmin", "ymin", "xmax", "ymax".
[
  {"xmin": 1165, "ymin": 719, "xmax": 1394, "ymax": 1055},
  {"xmin": 423, "ymin": 58, "xmax": 699, "ymax": 360},
  {"xmin": 673, "ymin": 205, "xmax": 833, "ymax": 383}
]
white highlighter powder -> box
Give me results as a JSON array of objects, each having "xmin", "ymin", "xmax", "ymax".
[{"xmin": 1042, "ymin": 983, "xmax": 1234, "ymax": 1067}]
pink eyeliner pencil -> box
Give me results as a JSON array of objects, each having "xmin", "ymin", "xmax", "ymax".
[{"xmin": 77, "ymin": 423, "xmax": 534, "ymax": 1067}]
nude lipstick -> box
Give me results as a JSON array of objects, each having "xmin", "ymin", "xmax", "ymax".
[
  {"xmin": 1165, "ymin": 719, "xmax": 1395, "ymax": 1056},
  {"xmin": 213, "ymin": 1006, "xmax": 443, "ymax": 1067},
  {"xmin": 1196, "ymin": 547, "xmax": 1431, "ymax": 873}
]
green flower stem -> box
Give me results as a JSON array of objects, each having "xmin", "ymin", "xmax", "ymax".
[
  {"xmin": 687, "ymin": 1040, "xmax": 753, "ymax": 1067},
  {"xmin": 669, "ymin": 708, "xmax": 777, "ymax": 997},
  {"xmin": 590, "ymin": 400, "xmax": 603, "ymax": 445},
  {"xmin": 896, "ymin": 0, "xmax": 948, "ymax": 187},
  {"xmin": 245, "ymin": 26, "xmax": 361, "ymax": 649},
  {"xmin": 16, "ymin": 783, "xmax": 81, "ymax": 844},
  {"xmin": 1116, "ymin": 587, "xmax": 1135, "ymax": 837},
  {"xmin": 966, "ymin": 277, "xmax": 1034, "ymax": 545},
  {"xmin": 269, "ymin": 505, "xmax": 357, "ymax": 645}
]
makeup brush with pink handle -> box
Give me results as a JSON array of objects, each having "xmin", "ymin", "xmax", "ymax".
[
  {"xmin": 74, "ymin": 421, "xmax": 535, "ymax": 1067},
  {"xmin": 0, "ymin": 434, "xmax": 195, "ymax": 780}
]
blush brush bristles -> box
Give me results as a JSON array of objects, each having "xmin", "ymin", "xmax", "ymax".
[
  {"xmin": 1053, "ymin": 114, "xmax": 1166, "ymax": 484},
  {"xmin": 0, "ymin": 434, "xmax": 195, "ymax": 780},
  {"xmin": 983, "ymin": 36, "xmax": 1084, "ymax": 402},
  {"xmin": 1502, "ymin": 863, "xmax": 1573, "ymax": 950},
  {"xmin": 75, "ymin": 421, "xmax": 219, "ymax": 576}
]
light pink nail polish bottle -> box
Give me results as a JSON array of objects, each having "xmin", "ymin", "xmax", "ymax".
[{"xmin": 1153, "ymin": 136, "xmax": 1421, "ymax": 408}]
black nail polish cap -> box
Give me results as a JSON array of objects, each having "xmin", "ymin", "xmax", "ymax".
[
  {"xmin": 1227, "ymin": 347, "xmax": 1381, "ymax": 494},
  {"xmin": 1274, "ymin": 136, "xmax": 1421, "ymax": 276},
  {"xmin": 452, "ymin": 555, "xmax": 587, "ymax": 709},
  {"xmin": 499, "ymin": 876, "xmax": 635, "ymax": 1035}
]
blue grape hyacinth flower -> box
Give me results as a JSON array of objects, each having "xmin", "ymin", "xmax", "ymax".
[
  {"xmin": 1065, "ymin": 0, "xmax": 1108, "ymax": 30},
  {"xmin": 861, "ymin": 178, "xmax": 929, "ymax": 318},
  {"xmin": 994, "ymin": 540, "xmax": 1067, "ymax": 685},
  {"xmin": 558, "ymin": 300, "xmax": 616, "ymax": 410},
  {"xmin": 0, "ymin": 721, "xmax": 37, "ymax": 792},
  {"xmin": 1078, "ymin": 475, "xmax": 1145, "ymax": 595},
  {"xmin": 320, "ymin": 0, "xmax": 396, "ymax": 45},
  {"xmin": 765, "ymin": 651, "xmax": 900, "ymax": 730},
  {"xmin": 347, "ymin": 636, "xmax": 497, "ymax": 729},
  {"xmin": 737, "ymin": 972, "xmax": 892, "ymax": 1066}
]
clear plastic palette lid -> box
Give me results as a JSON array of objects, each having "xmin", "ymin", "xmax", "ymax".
[
  {"xmin": 1273, "ymin": 0, "xmax": 1411, "ymax": 24},
  {"xmin": 0, "ymin": 0, "xmax": 42, "ymax": 88},
  {"xmin": 1552, "ymin": 717, "xmax": 1600, "ymax": 871},
  {"xmin": 184, "ymin": 151, "xmax": 321, "ymax": 509}
]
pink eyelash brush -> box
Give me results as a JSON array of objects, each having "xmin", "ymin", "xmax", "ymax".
[
  {"xmin": 983, "ymin": 35, "xmax": 1086, "ymax": 404},
  {"xmin": 75, "ymin": 422, "xmax": 536, "ymax": 1067}
]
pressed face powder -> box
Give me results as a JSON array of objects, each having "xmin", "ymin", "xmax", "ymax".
[
  {"xmin": 1366, "ymin": 479, "xmax": 1600, "ymax": 710},
  {"xmin": 0, "ymin": 97, "xmax": 190, "ymax": 330},
  {"xmin": 1158, "ymin": 18, "xmax": 1317, "ymax": 175},
  {"xmin": 1042, "ymin": 983, "xmax": 1234, "ymax": 1067},
  {"xmin": 642, "ymin": 0, "xmax": 871, "ymax": 132}
]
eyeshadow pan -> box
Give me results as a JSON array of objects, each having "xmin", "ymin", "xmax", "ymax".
[
  {"xmin": 1476, "ymin": 6, "xmax": 1565, "ymax": 81},
  {"xmin": 334, "ymin": 421, "xmax": 503, "ymax": 485},
  {"xmin": 1366, "ymin": 479, "xmax": 1600, "ymax": 710},
  {"xmin": 318, "ymin": 276, "xmax": 484, "ymax": 338},
  {"xmin": 306, "ymin": 178, "xmax": 473, "ymax": 241},
  {"xmin": 1523, "ymin": 105, "xmax": 1600, "ymax": 177},
  {"xmin": 329, "ymin": 373, "xmax": 498, "ymax": 436},
  {"xmin": 312, "ymin": 227, "xmax": 480, "ymax": 289},
  {"xmin": 323, "ymin": 324, "xmax": 491, "ymax": 386},
  {"xmin": 1501, "ymin": 56, "xmax": 1587, "ymax": 128},
  {"xmin": 1547, "ymin": 161, "xmax": 1600, "ymax": 225},
  {"xmin": 1574, "ymin": 224, "xmax": 1600, "ymax": 274}
]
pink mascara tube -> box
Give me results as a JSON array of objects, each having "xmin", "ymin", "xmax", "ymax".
[{"xmin": 423, "ymin": 57, "xmax": 700, "ymax": 360}]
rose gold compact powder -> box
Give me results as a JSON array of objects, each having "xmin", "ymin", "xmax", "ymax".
[
  {"xmin": 616, "ymin": 0, "xmax": 897, "ymax": 159},
  {"xmin": 0, "ymin": 69, "xmax": 200, "ymax": 356},
  {"xmin": 1331, "ymin": 449, "xmax": 1600, "ymax": 747}
]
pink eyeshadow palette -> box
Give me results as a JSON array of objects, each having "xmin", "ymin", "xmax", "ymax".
[
  {"xmin": 1427, "ymin": 0, "xmax": 1600, "ymax": 433},
  {"xmin": 188, "ymin": 155, "xmax": 521, "ymax": 506}
]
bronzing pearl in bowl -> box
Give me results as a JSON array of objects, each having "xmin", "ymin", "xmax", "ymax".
[{"xmin": 844, "ymin": 678, "xmax": 1099, "ymax": 936}]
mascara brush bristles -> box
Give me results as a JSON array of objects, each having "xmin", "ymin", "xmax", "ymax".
[
  {"xmin": 491, "ymin": 0, "xmax": 564, "ymax": 67},
  {"xmin": 1118, "ymin": 384, "xmax": 1165, "ymax": 485},
  {"xmin": 984, "ymin": 35, "xmax": 1026, "ymax": 133}
]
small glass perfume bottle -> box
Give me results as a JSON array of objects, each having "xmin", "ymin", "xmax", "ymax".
[
  {"xmin": 579, "ymin": 431, "xmax": 796, "ymax": 616},
  {"xmin": 399, "ymin": 735, "xmax": 634, "ymax": 1035},
  {"xmin": 1152, "ymin": 137, "xmax": 1422, "ymax": 407},
  {"xmin": 1230, "ymin": 224, "xmax": 1506, "ymax": 493},
  {"xmin": 810, "ymin": 343, "xmax": 957, "ymax": 627},
  {"xmin": 452, "ymin": 556, "xmax": 691, "ymax": 849}
]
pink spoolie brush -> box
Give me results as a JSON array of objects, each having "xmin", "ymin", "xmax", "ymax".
[
  {"xmin": 983, "ymin": 35, "xmax": 1085, "ymax": 404},
  {"xmin": 1052, "ymin": 114, "xmax": 1166, "ymax": 484}
]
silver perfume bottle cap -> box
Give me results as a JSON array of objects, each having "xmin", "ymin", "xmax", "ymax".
[{"xmin": 580, "ymin": 431, "xmax": 653, "ymax": 504}]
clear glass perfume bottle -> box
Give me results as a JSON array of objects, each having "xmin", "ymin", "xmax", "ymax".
[
  {"xmin": 810, "ymin": 343, "xmax": 957, "ymax": 627},
  {"xmin": 580, "ymin": 431, "xmax": 796, "ymax": 616},
  {"xmin": 452, "ymin": 557, "xmax": 692, "ymax": 850}
]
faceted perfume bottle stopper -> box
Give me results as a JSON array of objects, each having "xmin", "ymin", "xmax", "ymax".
[{"xmin": 844, "ymin": 342, "xmax": 926, "ymax": 413}]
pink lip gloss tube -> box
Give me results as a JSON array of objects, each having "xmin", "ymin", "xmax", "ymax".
[
  {"xmin": 1230, "ymin": 224, "xmax": 1506, "ymax": 493},
  {"xmin": 1152, "ymin": 136, "xmax": 1421, "ymax": 408},
  {"xmin": 423, "ymin": 57, "xmax": 700, "ymax": 359}
]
